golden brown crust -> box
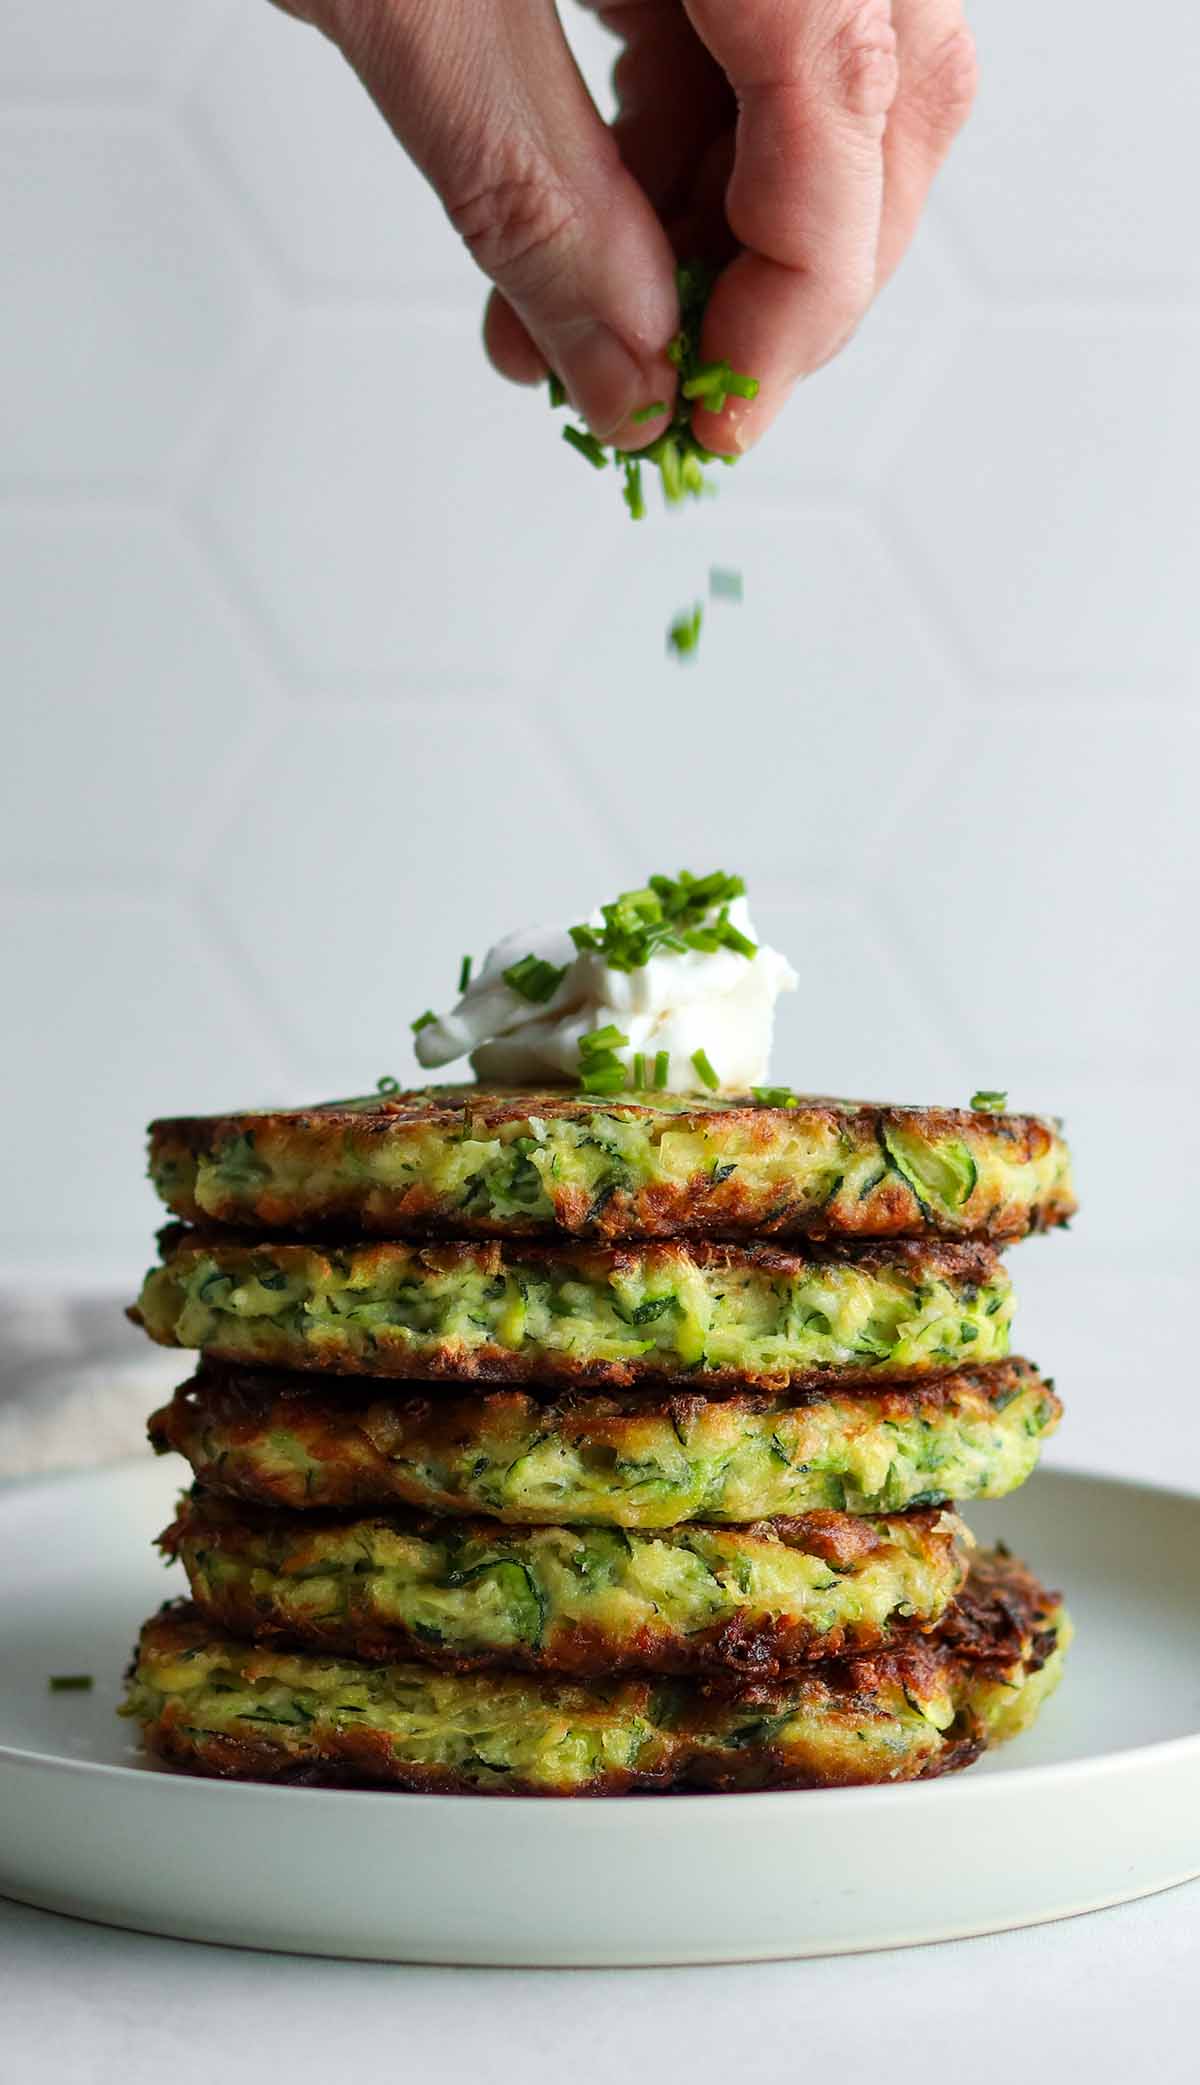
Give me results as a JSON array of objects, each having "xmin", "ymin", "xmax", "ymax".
[
  {"xmin": 148, "ymin": 1088, "xmax": 1075, "ymax": 1244},
  {"xmin": 132, "ymin": 1229, "xmax": 1007, "ymax": 1395},
  {"xmin": 159, "ymin": 1491, "xmax": 964, "ymax": 1676},
  {"xmin": 126, "ymin": 1551, "xmax": 1064, "ymax": 1794}
]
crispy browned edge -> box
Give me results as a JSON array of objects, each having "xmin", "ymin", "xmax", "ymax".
[
  {"xmin": 147, "ymin": 1355, "xmax": 1057, "ymax": 1519},
  {"xmin": 127, "ymin": 1551, "xmax": 1062, "ymax": 1794},
  {"xmin": 148, "ymin": 1089, "xmax": 1076, "ymax": 1243},
  {"xmin": 160, "ymin": 1490, "xmax": 965, "ymax": 1677},
  {"xmin": 130, "ymin": 1231, "xmax": 1007, "ymax": 1394}
]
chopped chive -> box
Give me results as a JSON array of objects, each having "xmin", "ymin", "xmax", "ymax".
[
  {"xmin": 562, "ymin": 424, "xmax": 609, "ymax": 470},
  {"xmin": 752, "ymin": 1085, "xmax": 800, "ymax": 1109},
  {"xmin": 653, "ymin": 1050, "xmax": 670, "ymax": 1089},
  {"xmin": 631, "ymin": 401, "xmax": 668, "ymax": 425},
  {"xmin": 692, "ymin": 1047, "xmax": 720, "ymax": 1091},
  {"xmin": 458, "ymin": 954, "xmax": 473, "ymax": 994},
  {"xmin": 580, "ymin": 1063, "xmax": 628, "ymax": 1095},
  {"xmin": 622, "ymin": 459, "xmax": 646, "ymax": 521},
  {"xmin": 579, "ymin": 1023, "xmax": 629, "ymax": 1057},
  {"xmin": 49, "ymin": 1674, "xmax": 93, "ymax": 1692},
  {"xmin": 725, "ymin": 371, "xmax": 760, "ymax": 401},
  {"xmin": 566, "ymin": 873, "xmax": 752, "ymax": 974},
  {"xmin": 410, "ymin": 1010, "xmax": 436, "ymax": 1034},
  {"xmin": 709, "ymin": 567, "xmax": 743, "ymax": 602},
  {"xmin": 970, "ymin": 1089, "xmax": 1009, "ymax": 1111},
  {"xmin": 503, "ymin": 954, "xmax": 567, "ymax": 1005},
  {"xmin": 376, "ymin": 1074, "xmax": 401, "ymax": 1095},
  {"xmin": 631, "ymin": 1052, "xmax": 646, "ymax": 1089},
  {"xmin": 667, "ymin": 604, "xmax": 703, "ymax": 659},
  {"xmin": 548, "ymin": 374, "xmax": 567, "ymax": 409}
]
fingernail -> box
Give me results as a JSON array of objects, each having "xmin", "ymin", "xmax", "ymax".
[{"xmin": 553, "ymin": 322, "xmax": 646, "ymax": 441}]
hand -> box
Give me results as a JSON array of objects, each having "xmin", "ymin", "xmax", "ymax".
[{"xmin": 271, "ymin": 1, "xmax": 976, "ymax": 453}]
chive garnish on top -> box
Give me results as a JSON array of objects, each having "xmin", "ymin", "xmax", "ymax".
[
  {"xmin": 410, "ymin": 1011, "xmax": 436, "ymax": 1035},
  {"xmin": 569, "ymin": 872, "xmax": 754, "ymax": 973},
  {"xmin": 970, "ymin": 1090, "xmax": 1009, "ymax": 1111},
  {"xmin": 376, "ymin": 1074, "xmax": 401, "ymax": 1095},
  {"xmin": 691, "ymin": 1047, "xmax": 720, "ymax": 1091},
  {"xmin": 503, "ymin": 954, "xmax": 567, "ymax": 1005}
]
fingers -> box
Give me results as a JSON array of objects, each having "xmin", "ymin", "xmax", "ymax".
[
  {"xmin": 683, "ymin": 0, "xmax": 900, "ymax": 453},
  {"xmin": 876, "ymin": 0, "xmax": 978, "ymax": 286},
  {"xmin": 331, "ymin": 0, "xmax": 679, "ymax": 442},
  {"xmin": 483, "ymin": 292, "xmax": 548, "ymax": 388}
]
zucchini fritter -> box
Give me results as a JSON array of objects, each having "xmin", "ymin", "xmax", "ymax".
[
  {"xmin": 148, "ymin": 1088, "xmax": 1075, "ymax": 1244},
  {"xmin": 148, "ymin": 1356, "xmax": 1060, "ymax": 1528},
  {"xmin": 122, "ymin": 1552, "xmax": 1069, "ymax": 1794},
  {"xmin": 133, "ymin": 1232, "xmax": 1012, "ymax": 1391},
  {"xmin": 161, "ymin": 1491, "xmax": 969, "ymax": 1676}
]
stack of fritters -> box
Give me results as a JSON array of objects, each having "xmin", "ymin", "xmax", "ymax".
[{"xmin": 123, "ymin": 1091, "xmax": 1075, "ymax": 1794}]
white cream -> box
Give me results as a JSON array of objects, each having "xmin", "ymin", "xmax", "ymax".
[{"xmin": 414, "ymin": 896, "xmax": 796, "ymax": 1093}]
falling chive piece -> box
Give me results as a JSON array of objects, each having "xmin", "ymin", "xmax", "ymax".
[
  {"xmin": 548, "ymin": 374, "xmax": 567, "ymax": 409},
  {"xmin": 410, "ymin": 1011, "xmax": 436, "ymax": 1035},
  {"xmin": 631, "ymin": 1052, "xmax": 646, "ymax": 1090},
  {"xmin": 970, "ymin": 1089, "xmax": 1009, "ymax": 1111},
  {"xmin": 49, "ymin": 1674, "xmax": 93, "ymax": 1692},
  {"xmin": 667, "ymin": 604, "xmax": 703, "ymax": 659},
  {"xmin": 503, "ymin": 954, "xmax": 568, "ymax": 1005},
  {"xmin": 709, "ymin": 566, "xmax": 743, "ymax": 602},
  {"xmin": 692, "ymin": 1047, "xmax": 720, "ymax": 1091},
  {"xmin": 653, "ymin": 1050, "xmax": 670, "ymax": 1089},
  {"xmin": 458, "ymin": 954, "xmax": 473, "ymax": 995},
  {"xmin": 376, "ymin": 1074, "xmax": 400, "ymax": 1095}
]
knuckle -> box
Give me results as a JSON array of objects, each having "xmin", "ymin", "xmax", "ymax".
[
  {"xmin": 446, "ymin": 155, "xmax": 580, "ymax": 290},
  {"xmin": 905, "ymin": 24, "xmax": 980, "ymax": 143},
  {"xmin": 818, "ymin": 1, "xmax": 901, "ymax": 125}
]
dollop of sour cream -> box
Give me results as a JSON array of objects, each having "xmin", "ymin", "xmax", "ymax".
[{"xmin": 414, "ymin": 895, "xmax": 797, "ymax": 1093}]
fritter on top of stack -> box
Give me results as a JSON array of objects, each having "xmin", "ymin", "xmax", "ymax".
[{"xmin": 122, "ymin": 1086, "xmax": 1073, "ymax": 1794}]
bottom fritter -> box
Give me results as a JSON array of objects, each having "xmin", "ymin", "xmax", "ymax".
[
  {"xmin": 159, "ymin": 1490, "xmax": 969, "ymax": 1677},
  {"xmin": 122, "ymin": 1550, "xmax": 1069, "ymax": 1795}
]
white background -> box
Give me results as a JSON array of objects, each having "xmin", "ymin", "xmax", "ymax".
[{"xmin": 2, "ymin": 0, "xmax": 1198, "ymax": 2066}]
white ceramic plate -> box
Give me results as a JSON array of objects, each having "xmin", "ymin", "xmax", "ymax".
[{"xmin": 2, "ymin": 1454, "xmax": 1198, "ymax": 1965}]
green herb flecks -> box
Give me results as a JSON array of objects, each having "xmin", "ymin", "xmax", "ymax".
[
  {"xmin": 49, "ymin": 1674, "xmax": 94, "ymax": 1692},
  {"xmin": 578, "ymin": 1024, "xmax": 630, "ymax": 1096},
  {"xmin": 376, "ymin": 1075, "xmax": 400, "ymax": 1095},
  {"xmin": 410, "ymin": 1011, "xmax": 436, "ymax": 1035},
  {"xmin": 503, "ymin": 954, "xmax": 567, "ymax": 1005},
  {"xmin": 752, "ymin": 1086, "xmax": 801, "ymax": 1109},
  {"xmin": 548, "ymin": 262, "xmax": 759, "ymax": 521},
  {"xmin": 569, "ymin": 871, "xmax": 753, "ymax": 973},
  {"xmin": 653, "ymin": 1050, "xmax": 670, "ymax": 1090},
  {"xmin": 709, "ymin": 567, "xmax": 744, "ymax": 601},
  {"xmin": 667, "ymin": 604, "xmax": 703, "ymax": 659},
  {"xmin": 458, "ymin": 954, "xmax": 473, "ymax": 994},
  {"xmin": 562, "ymin": 423, "xmax": 609, "ymax": 470},
  {"xmin": 692, "ymin": 1047, "xmax": 720, "ymax": 1091},
  {"xmin": 970, "ymin": 1090, "xmax": 1009, "ymax": 1112}
]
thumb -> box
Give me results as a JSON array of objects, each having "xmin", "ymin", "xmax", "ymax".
[{"xmin": 330, "ymin": 0, "xmax": 679, "ymax": 441}]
